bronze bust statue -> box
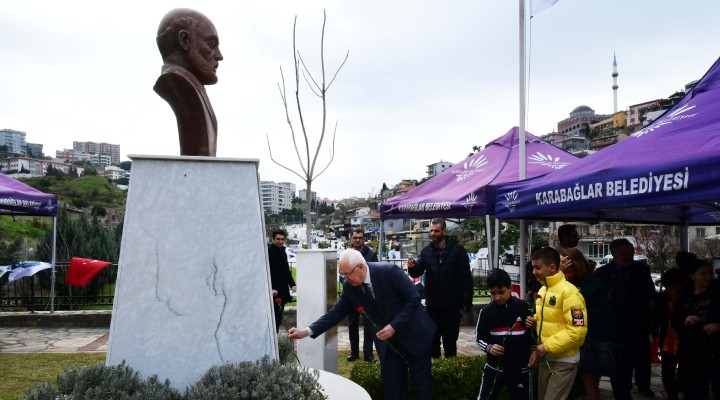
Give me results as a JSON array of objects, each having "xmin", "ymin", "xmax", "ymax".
[{"xmin": 154, "ymin": 8, "xmax": 223, "ymax": 156}]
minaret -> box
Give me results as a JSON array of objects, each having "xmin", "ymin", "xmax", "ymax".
[{"xmin": 612, "ymin": 52, "xmax": 619, "ymax": 113}]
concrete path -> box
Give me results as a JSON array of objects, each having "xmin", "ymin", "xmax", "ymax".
[{"xmin": 1, "ymin": 314, "xmax": 667, "ymax": 399}]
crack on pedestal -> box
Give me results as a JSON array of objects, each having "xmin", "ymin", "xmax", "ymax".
[
  {"xmin": 213, "ymin": 286, "xmax": 228, "ymax": 362},
  {"xmin": 152, "ymin": 241, "xmax": 182, "ymax": 317}
]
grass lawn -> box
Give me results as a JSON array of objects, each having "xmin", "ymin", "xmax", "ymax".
[
  {"xmin": 0, "ymin": 350, "xmax": 363, "ymax": 400},
  {"xmin": 0, "ymin": 353, "xmax": 106, "ymax": 400}
]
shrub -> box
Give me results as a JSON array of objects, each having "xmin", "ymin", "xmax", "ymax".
[
  {"xmin": 277, "ymin": 334, "xmax": 298, "ymax": 364},
  {"xmin": 185, "ymin": 356, "xmax": 324, "ymax": 400},
  {"xmin": 318, "ymin": 241, "xmax": 331, "ymax": 249},
  {"xmin": 350, "ymin": 354, "xmax": 503, "ymax": 399},
  {"xmin": 25, "ymin": 361, "xmax": 181, "ymax": 400}
]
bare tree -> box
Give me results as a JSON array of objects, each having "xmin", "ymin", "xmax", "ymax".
[
  {"xmin": 267, "ymin": 11, "xmax": 348, "ymax": 247},
  {"xmin": 635, "ymin": 225, "xmax": 680, "ymax": 272}
]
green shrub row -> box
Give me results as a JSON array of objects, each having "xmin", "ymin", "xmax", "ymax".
[
  {"xmin": 349, "ymin": 354, "xmax": 516, "ymax": 400},
  {"xmin": 25, "ymin": 335, "xmax": 320, "ymax": 400}
]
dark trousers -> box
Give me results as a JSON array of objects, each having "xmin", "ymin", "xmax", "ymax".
[
  {"xmin": 610, "ymin": 335, "xmax": 651, "ymax": 399},
  {"xmin": 426, "ymin": 305, "xmax": 461, "ymax": 358},
  {"xmin": 477, "ymin": 365, "xmax": 532, "ymax": 400},
  {"xmin": 348, "ymin": 307, "xmax": 375, "ymax": 356},
  {"xmin": 273, "ymin": 301, "xmax": 285, "ymax": 333},
  {"xmin": 379, "ymin": 341, "xmax": 433, "ymax": 400},
  {"xmin": 660, "ymin": 351, "xmax": 679, "ymax": 400},
  {"xmin": 681, "ymin": 353, "xmax": 720, "ymax": 399}
]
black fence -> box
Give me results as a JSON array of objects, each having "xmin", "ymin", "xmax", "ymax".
[{"xmin": 0, "ymin": 262, "xmax": 118, "ymax": 312}]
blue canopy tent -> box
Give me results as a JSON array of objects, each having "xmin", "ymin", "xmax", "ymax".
[
  {"xmin": 0, "ymin": 172, "xmax": 59, "ymax": 311},
  {"xmin": 495, "ymin": 56, "xmax": 720, "ymax": 246}
]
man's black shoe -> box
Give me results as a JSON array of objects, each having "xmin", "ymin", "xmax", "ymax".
[
  {"xmin": 346, "ymin": 353, "xmax": 360, "ymax": 362},
  {"xmin": 364, "ymin": 354, "xmax": 377, "ymax": 363},
  {"xmin": 637, "ymin": 388, "xmax": 655, "ymax": 397}
]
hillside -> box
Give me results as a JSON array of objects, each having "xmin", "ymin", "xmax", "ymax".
[{"xmin": 19, "ymin": 174, "xmax": 127, "ymax": 210}]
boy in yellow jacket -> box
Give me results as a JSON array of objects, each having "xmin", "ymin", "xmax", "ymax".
[{"xmin": 526, "ymin": 247, "xmax": 587, "ymax": 400}]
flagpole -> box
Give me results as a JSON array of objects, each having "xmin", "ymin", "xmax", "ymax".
[{"xmin": 518, "ymin": 0, "xmax": 529, "ymax": 299}]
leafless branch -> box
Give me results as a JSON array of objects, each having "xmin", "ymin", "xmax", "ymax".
[
  {"xmin": 312, "ymin": 121, "xmax": 338, "ymax": 181},
  {"xmin": 326, "ymin": 50, "xmax": 350, "ymax": 91},
  {"xmin": 265, "ymin": 135, "xmax": 305, "ymax": 181},
  {"xmin": 278, "ymin": 66, "xmax": 308, "ymax": 177},
  {"xmin": 292, "ymin": 15, "xmax": 312, "ymax": 180},
  {"xmin": 298, "ymin": 53, "xmax": 322, "ymax": 96}
]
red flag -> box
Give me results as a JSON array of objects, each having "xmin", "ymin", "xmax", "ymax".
[{"xmin": 65, "ymin": 257, "xmax": 112, "ymax": 287}]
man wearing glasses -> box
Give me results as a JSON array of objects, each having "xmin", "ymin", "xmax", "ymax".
[
  {"xmin": 346, "ymin": 228, "xmax": 379, "ymax": 362},
  {"xmin": 289, "ymin": 249, "xmax": 435, "ymax": 400}
]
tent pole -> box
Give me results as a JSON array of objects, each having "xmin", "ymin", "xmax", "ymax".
[
  {"xmin": 485, "ymin": 215, "xmax": 493, "ymax": 269},
  {"xmin": 517, "ymin": 0, "xmax": 529, "ymax": 298},
  {"xmin": 681, "ymin": 215, "xmax": 689, "ymax": 251},
  {"xmin": 50, "ymin": 216, "xmax": 57, "ymax": 313},
  {"xmin": 495, "ymin": 218, "xmax": 502, "ymax": 268}
]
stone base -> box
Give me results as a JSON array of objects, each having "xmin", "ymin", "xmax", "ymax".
[{"xmin": 106, "ymin": 155, "xmax": 277, "ymax": 390}]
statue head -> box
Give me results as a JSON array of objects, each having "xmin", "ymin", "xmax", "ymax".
[{"xmin": 156, "ymin": 8, "xmax": 223, "ymax": 85}]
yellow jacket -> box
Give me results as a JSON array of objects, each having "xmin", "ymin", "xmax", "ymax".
[{"xmin": 534, "ymin": 271, "xmax": 588, "ymax": 358}]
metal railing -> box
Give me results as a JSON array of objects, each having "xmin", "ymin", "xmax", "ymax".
[{"xmin": 0, "ymin": 263, "xmax": 118, "ymax": 312}]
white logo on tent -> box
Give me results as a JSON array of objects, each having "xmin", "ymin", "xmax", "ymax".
[
  {"xmin": 464, "ymin": 192, "xmax": 478, "ymax": 211},
  {"xmin": 503, "ymin": 190, "xmax": 519, "ymax": 213},
  {"xmin": 632, "ymin": 104, "xmax": 698, "ymax": 138},
  {"xmin": 528, "ymin": 152, "xmax": 570, "ymax": 170},
  {"xmin": 452, "ymin": 155, "xmax": 488, "ymax": 182}
]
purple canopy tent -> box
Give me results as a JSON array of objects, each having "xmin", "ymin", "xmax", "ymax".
[
  {"xmin": 380, "ymin": 127, "xmax": 579, "ymax": 265},
  {"xmin": 0, "ymin": 172, "xmax": 59, "ymax": 311},
  {"xmin": 381, "ymin": 127, "xmax": 578, "ymax": 218},
  {"xmin": 495, "ymin": 57, "xmax": 720, "ymax": 236}
]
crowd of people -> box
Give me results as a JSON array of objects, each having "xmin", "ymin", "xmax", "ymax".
[{"xmin": 271, "ymin": 221, "xmax": 719, "ymax": 400}]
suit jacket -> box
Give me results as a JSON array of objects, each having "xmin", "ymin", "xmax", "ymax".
[
  {"xmin": 267, "ymin": 244, "xmax": 296, "ymax": 303},
  {"xmin": 309, "ymin": 262, "xmax": 435, "ymax": 358},
  {"xmin": 596, "ymin": 260, "xmax": 655, "ymax": 342}
]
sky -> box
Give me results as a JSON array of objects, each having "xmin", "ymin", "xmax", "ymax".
[{"xmin": 1, "ymin": 0, "xmax": 719, "ymax": 200}]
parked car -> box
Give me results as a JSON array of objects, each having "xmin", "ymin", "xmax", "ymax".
[{"xmin": 598, "ymin": 254, "xmax": 648, "ymax": 266}]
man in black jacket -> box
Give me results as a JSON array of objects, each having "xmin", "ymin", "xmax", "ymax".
[
  {"xmin": 408, "ymin": 218, "xmax": 473, "ymax": 358},
  {"xmin": 346, "ymin": 228, "xmax": 379, "ymax": 362},
  {"xmin": 596, "ymin": 238, "xmax": 656, "ymax": 399},
  {"xmin": 268, "ymin": 229, "xmax": 296, "ymax": 332}
]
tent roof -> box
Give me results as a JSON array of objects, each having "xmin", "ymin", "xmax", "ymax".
[
  {"xmin": 0, "ymin": 173, "xmax": 58, "ymax": 216},
  {"xmin": 495, "ymin": 56, "xmax": 720, "ymax": 225},
  {"xmin": 380, "ymin": 127, "xmax": 579, "ymax": 219}
]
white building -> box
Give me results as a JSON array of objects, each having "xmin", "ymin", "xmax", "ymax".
[
  {"xmin": 0, "ymin": 129, "xmax": 27, "ymax": 155},
  {"xmin": 260, "ymin": 181, "xmax": 296, "ymax": 215},
  {"xmin": 426, "ymin": 160, "xmax": 454, "ymax": 178},
  {"xmin": 102, "ymin": 165, "xmax": 127, "ymax": 180},
  {"xmin": 0, "ymin": 157, "xmax": 84, "ymax": 176}
]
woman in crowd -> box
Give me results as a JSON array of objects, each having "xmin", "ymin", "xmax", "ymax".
[
  {"xmin": 671, "ymin": 259, "xmax": 720, "ymax": 399},
  {"xmin": 559, "ymin": 247, "xmax": 611, "ymax": 400}
]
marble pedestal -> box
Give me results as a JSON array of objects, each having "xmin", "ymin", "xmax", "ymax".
[
  {"xmin": 296, "ymin": 249, "xmax": 338, "ymax": 372},
  {"xmin": 106, "ymin": 155, "xmax": 277, "ymax": 390}
]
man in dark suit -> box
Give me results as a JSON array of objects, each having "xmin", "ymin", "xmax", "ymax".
[
  {"xmin": 595, "ymin": 238, "xmax": 656, "ymax": 399},
  {"xmin": 268, "ymin": 229, "xmax": 296, "ymax": 332},
  {"xmin": 289, "ymin": 249, "xmax": 435, "ymax": 400},
  {"xmin": 345, "ymin": 228, "xmax": 379, "ymax": 362}
]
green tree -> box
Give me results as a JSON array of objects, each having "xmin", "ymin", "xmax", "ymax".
[
  {"xmin": 0, "ymin": 231, "xmax": 23, "ymax": 264},
  {"xmin": 36, "ymin": 207, "xmax": 122, "ymax": 263},
  {"xmin": 81, "ymin": 165, "xmax": 98, "ymax": 176},
  {"xmin": 118, "ymin": 161, "xmax": 132, "ymax": 171}
]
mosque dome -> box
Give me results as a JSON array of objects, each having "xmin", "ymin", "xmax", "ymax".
[{"xmin": 570, "ymin": 105, "xmax": 594, "ymax": 116}]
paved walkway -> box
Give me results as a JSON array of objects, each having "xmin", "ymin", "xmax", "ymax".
[{"xmin": 0, "ymin": 319, "xmax": 666, "ymax": 399}]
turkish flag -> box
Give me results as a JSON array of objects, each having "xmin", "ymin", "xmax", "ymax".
[{"xmin": 65, "ymin": 258, "xmax": 112, "ymax": 287}]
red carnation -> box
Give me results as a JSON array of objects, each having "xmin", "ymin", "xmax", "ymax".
[
  {"xmin": 533, "ymin": 292, "xmax": 542, "ymax": 299},
  {"xmin": 357, "ymin": 306, "xmax": 365, "ymax": 313},
  {"xmin": 274, "ymin": 297, "xmax": 282, "ymax": 303},
  {"xmin": 565, "ymin": 273, "xmax": 574, "ymax": 281}
]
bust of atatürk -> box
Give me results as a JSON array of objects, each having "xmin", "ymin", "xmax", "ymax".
[{"xmin": 153, "ymin": 8, "xmax": 223, "ymax": 156}]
